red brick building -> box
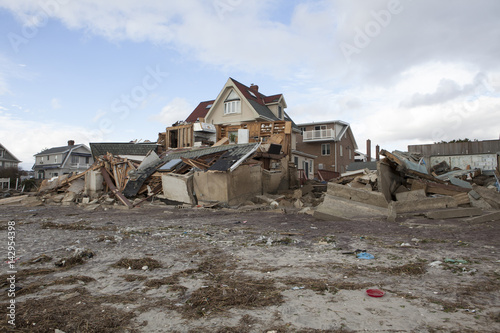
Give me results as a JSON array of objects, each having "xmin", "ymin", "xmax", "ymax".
[{"xmin": 296, "ymin": 120, "xmax": 358, "ymax": 175}]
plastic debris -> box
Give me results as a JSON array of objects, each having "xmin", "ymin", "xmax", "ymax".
[
  {"xmin": 366, "ymin": 289, "xmax": 385, "ymax": 297},
  {"xmin": 444, "ymin": 258, "xmax": 468, "ymax": 264},
  {"xmin": 357, "ymin": 252, "xmax": 375, "ymax": 260},
  {"xmin": 429, "ymin": 261, "xmax": 442, "ymax": 267}
]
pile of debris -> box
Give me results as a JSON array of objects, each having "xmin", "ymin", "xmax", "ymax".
[
  {"xmin": 315, "ymin": 149, "xmax": 500, "ymax": 222},
  {"xmin": 6, "ymin": 141, "xmax": 306, "ymax": 210}
]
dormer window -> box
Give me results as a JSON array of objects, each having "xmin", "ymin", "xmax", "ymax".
[
  {"xmin": 278, "ymin": 106, "xmax": 282, "ymax": 119},
  {"xmin": 224, "ymin": 89, "xmax": 241, "ymax": 115}
]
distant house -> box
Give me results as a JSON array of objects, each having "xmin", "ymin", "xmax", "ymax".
[
  {"xmin": 33, "ymin": 140, "xmax": 93, "ymax": 179},
  {"xmin": 296, "ymin": 120, "xmax": 358, "ymax": 175},
  {"xmin": 0, "ymin": 143, "xmax": 21, "ymax": 169}
]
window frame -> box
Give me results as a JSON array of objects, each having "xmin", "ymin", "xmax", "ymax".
[
  {"xmin": 224, "ymin": 100, "xmax": 241, "ymax": 115},
  {"xmin": 321, "ymin": 143, "xmax": 331, "ymax": 156}
]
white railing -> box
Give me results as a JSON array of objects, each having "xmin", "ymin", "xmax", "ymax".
[{"xmin": 303, "ymin": 129, "xmax": 335, "ymax": 141}]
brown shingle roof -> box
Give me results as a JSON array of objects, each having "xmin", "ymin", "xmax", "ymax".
[{"xmin": 185, "ymin": 100, "xmax": 215, "ymax": 123}]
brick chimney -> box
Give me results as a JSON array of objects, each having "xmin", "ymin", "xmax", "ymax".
[
  {"xmin": 366, "ymin": 139, "xmax": 371, "ymax": 161},
  {"xmin": 376, "ymin": 145, "xmax": 380, "ymax": 161},
  {"xmin": 68, "ymin": 140, "xmax": 75, "ymax": 146},
  {"xmin": 250, "ymin": 84, "xmax": 259, "ymax": 92}
]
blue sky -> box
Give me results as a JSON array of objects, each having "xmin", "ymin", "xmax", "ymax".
[{"xmin": 0, "ymin": 0, "xmax": 499, "ymax": 170}]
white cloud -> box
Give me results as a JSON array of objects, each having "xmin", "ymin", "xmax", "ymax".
[
  {"xmin": 51, "ymin": 97, "xmax": 61, "ymax": 109},
  {"xmin": 0, "ymin": 113, "xmax": 106, "ymax": 170},
  {"xmin": 149, "ymin": 97, "xmax": 193, "ymax": 127},
  {"xmin": 1, "ymin": 0, "xmax": 499, "ymax": 155}
]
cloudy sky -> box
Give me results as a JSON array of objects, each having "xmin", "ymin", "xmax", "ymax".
[{"xmin": 0, "ymin": 0, "xmax": 499, "ymax": 170}]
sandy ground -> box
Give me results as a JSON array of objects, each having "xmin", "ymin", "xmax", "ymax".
[{"xmin": 0, "ymin": 202, "xmax": 499, "ymax": 333}]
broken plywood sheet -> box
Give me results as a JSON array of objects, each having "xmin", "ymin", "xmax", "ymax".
[
  {"xmin": 161, "ymin": 173, "xmax": 196, "ymax": 205},
  {"xmin": 212, "ymin": 137, "xmax": 229, "ymax": 147}
]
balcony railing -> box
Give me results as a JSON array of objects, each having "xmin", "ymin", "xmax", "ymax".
[{"xmin": 303, "ymin": 129, "xmax": 335, "ymax": 141}]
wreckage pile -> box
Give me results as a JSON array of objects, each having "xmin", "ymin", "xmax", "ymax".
[
  {"xmin": 315, "ymin": 149, "xmax": 500, "ymax": 222},
  {"xmin": 2, "ymin": 142, "xmax": 325, "ymax": 211},
  {"xmin": 2, "ymin": 146, "xmax": 498, "ymax": 221}
]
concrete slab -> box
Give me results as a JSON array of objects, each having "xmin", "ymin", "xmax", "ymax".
[
  {"xmin": 85, "ymin": 170, "xmax": 104, "ymax": 196},
  {"xmin": 396, "ymin": 189, "xmax": 427, "ymax": 202},
  {"xmin": 67, "ymin": 178, "xmax": 85, "ymax": 194},
  {"xmin": 162, "ymin": 173, "xmax": 196, "ymax": 205},
  {"xmin": 390, "ymin": 196, "xmax": 458, "ymax": 213},
  {"xmin": 0, "ymin": 195, "xmax": 28, "ymax": 205},
  {"xmin": 62, "ymin": 192, "xmax": 77, "ymax": 203},
  {"xmin": 314, "ymin": 194, "xmax": 388, "ymax": 221},
  {"xmin": 327, "ymin": 183, "xmax": 388, "ymax": 208},
  {"xmin": 425, "ymin": 207, "xmax": 483, "ymax": 220},
  {"xmin": 472, "ymin": 185, "xmax": 500, "ymax": 209},
  {"xmin": 377, "ymin": 160, "xmax": 403, "ymax": 202},
  {"xmin": 468, "ymin": 193, "xmax": 492, "ymax": 209},
  {"xmin": 466, "ymin": 211, "xmax": 500, "ymax": 224}
]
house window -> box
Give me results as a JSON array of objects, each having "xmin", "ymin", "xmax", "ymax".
[
  {"xmin": 340, "ymin": 144, "xmax": 343, "ymax": 157},
  {"xmin": 321, "ymin": 143, "xmax": 330, "ymax": 156},
  {"xmin": 224, "ymin": 100, "xmax": 241, "ymax": 114},
  {"xmin": 300, "ymin": 127, "xmax": 306, "ymax": 135},
  {"xmin": 349, "ymin": 148, "xmax": 352, "ymax": 159},
  {"xmin": 85, "ymin": 157, "xmax": 90, "ymax": 164},
  {"xmin": 0, "ymin": 150, "xmax": 3, "ymax": 157},
  {"xmin": 294, "ymin": 156, "xmax": 299, "ymax": 166},
  {"xmin": 314, "ymin": 125, "xmax": 326, "ymax": 138},
  {"xmin": 228, "ymin": 131, "xmax": 238, "ymax": 143},
  {"xmin": 224, "ymin": 89, "xmax": 241, "ymax": 115},
  {"xmin": 55, "ymin": 155, "xmax": 58, "ymax": 163},
  {"xmin": 278, "ymin": 106, "xmax": 282, "ymax": 119},
  {"xmin": 71, "ymin": 156, "xmax": 79, "ymax": 164}
]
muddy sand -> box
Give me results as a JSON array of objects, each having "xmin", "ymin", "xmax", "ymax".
[{"xmin": 0, "ymin": 203, "xmax": 499, "ymax": 332}]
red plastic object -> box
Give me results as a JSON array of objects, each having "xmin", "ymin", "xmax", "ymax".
[{"xmin": 366, "ymin": 289, "xmax": 385, "ymax": 297}]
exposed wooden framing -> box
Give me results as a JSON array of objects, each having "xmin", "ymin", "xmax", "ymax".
[
  {"xmin": 132, "ymin": 184, "xmax": 163, "ymax": 207},
  {"xmin": 100, "ymin": 166, "xmax": 133, "ymax": 208}
]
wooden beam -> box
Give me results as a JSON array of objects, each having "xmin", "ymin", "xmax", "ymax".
[{"xmin": 100, "ymin": 166, "xmax": 133, "ymax": 208}]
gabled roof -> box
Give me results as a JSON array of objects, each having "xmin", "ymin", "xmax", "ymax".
[
  {"xmin": 90, "ymin": 142, "xmax": 159, "ymax": 158},
  {"xmin": 0, "ymin": 143, "xmax": 21, "ymax": 163},
  {"xmin": 33, "ymin": 143, "xmax": 91, "ymax": 171},
  {"xmin": 230, "ymin": 78, "xmax": 287, "ymax": 120},
  {"xmin": 34, "ymin": 144, "xmax": 88, "ymax": 156},
  {"xmin": 203, "ymin": 77, "xmax": 294, "ymax": 123},
  {"xmin": 185, "ymin": 100, "xmax": 215, "ymax": 123}
]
